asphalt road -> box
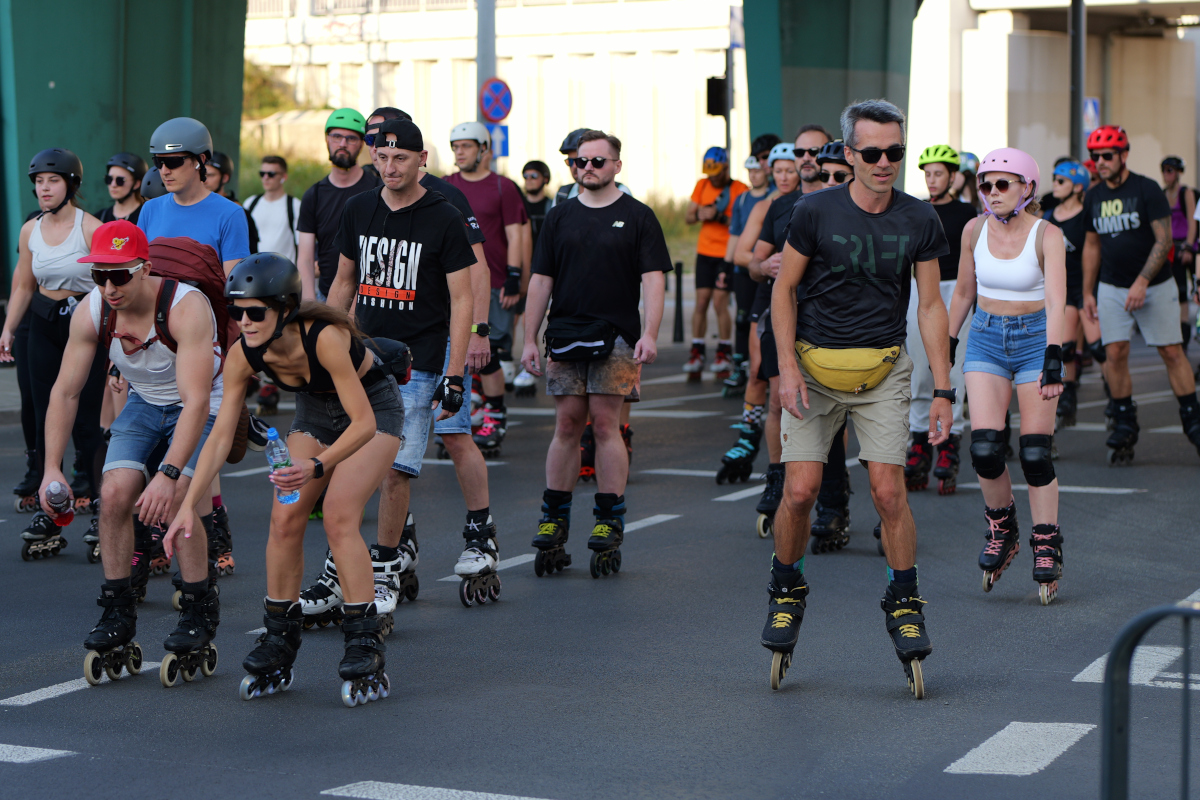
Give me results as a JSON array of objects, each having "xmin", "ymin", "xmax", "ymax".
[{"xmin": 1, "ymin": 340, "xmax": 1198, "ymax": 800}]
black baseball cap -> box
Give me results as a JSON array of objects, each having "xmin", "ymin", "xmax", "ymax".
[{"xmin": 376, "ymin": 119, "xmax": 423, "ymax": 152}]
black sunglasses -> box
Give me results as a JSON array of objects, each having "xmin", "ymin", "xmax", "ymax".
[
  {"xmin": 795, "ymin": 147, "xmax": 822, "ymax": 158},
  {"xmin": 91, "ymin": 263, "xmax": 144, "ymax": 287},
  {"xmin": 259, "ymin": 170, "xmax": 279, "ymax": 178},
  {"xmin": 104, "ymin": 175, "xmax": 127, "ymax": 187},
  {"xmin": 849, "ymin": 145, "xmax": 905, "ymax": 164},
  {"xmin": 523, "ymin": 172, "xmax": 545, "ymax": 180},
  {"xmin": 571, "ymin": 157, "xmax": 609, "ymax": 169},
  {"xmin": 1090, "ymin": 151, "xmax": 1120, "ymax": 162},
  {"xmin": 1053, "ymin": 176, "xmax": 1070, "ymax": 185},
  {"xmin": 227, "ymin": 305, "xmax": 270, "ymax": 323},
  {"xmin": 978, "ymin": 178, "xmax": 1024, "ymax": 194},
  {"xmin": 819, "ymin": 169, "xmax": 851, "ymax": 184},
  {"xmin": 364, "ymin": 132, "xmax": 379, "ymax": 147},
  {"xmin": 152, "ymin": 155, "xmax": 190, "ymax": 170}
]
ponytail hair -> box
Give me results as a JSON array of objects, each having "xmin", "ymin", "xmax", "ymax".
[{"xmin": 291, "ymin": 300, "xmax": 365, "ymax": 343}]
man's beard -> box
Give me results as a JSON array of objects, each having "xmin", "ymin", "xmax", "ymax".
[
  {"xmin": 800, "ymin": 162, "xmax": 820, "ymax": 182},
  {"xmin": 329, "ymin": 148, "xmax": 355, "ymax": 169},
  {"xmin": 581, "ymin": 174, "xmax": 613, "ymax": 191}
]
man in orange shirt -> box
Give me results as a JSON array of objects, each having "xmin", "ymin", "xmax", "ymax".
[{"xmin": 686, "ymin": 147, "xmax": 747, "ymax": 378}]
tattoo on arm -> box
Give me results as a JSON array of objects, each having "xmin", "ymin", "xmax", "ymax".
[{"xmin": 1140, "ymin": 218, "xmax": 1172, "ymax": 281}]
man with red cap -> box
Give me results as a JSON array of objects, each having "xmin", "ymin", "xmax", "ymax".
[{"xmin": 41, "ymin": 219, "xmax": 226, "ymax": 680}]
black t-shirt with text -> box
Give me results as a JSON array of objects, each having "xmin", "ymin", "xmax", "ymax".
[
  {"xmin": 786, "ymin": 184, "xmax": 949, "ymax": 348},
  {"xmin": 532, "ymin": 194, "xmax": 671, "ymax": 347},
  {"xmin": 931, "ymin": 200, "xmax": 977, "ymax": 281},
  {"xmin": 299, "ymin": 170, "xmax": 382, "ymax": 297},
  {"xmin": 337, "ymin": 187, "xmax": 476, "ymax": 373},
  {"xmin": 1083, "ymin": 171, "xmax": 1172, "ymax": 288}
]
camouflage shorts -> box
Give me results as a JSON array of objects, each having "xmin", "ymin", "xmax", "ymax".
[{"xmin": 546, "ymin": 336, "xmax": 641, "ymax": 399}]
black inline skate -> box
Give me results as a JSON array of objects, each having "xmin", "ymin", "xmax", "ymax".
[
  {"xmin": 160, "ymin": 587, "xmax": 220, "ymax": 688},
  {"xmin": 810, "ymin": 502, "xmax": 850, "ymax": 554},
  {"xmin": 578, "ymin": 423, "xmax": 596, "ymax": 482},
  {"xmin": 338, "ymin": 603, "xmax": 389, "ymax": 708},
  {"xmin": 210, "ymin": 504, "xmax": 235, "ymax": 576},
  {"xmin": 1106, "ymin": 399, "xmax": 1138, "ymax": 466},
  {"xmin": 240, "ymin": 599, "xmax": 303, "ymax": 700},
  {"xmin": 873, "ymin": 521, "xmax": 885, "ymax": 556},
  {"xmin": 532, "ymin": 505, "xmax": 572, "ymax": 577},
  {"xmin": 755, "ymin": 463, "xmax": 784, "ymax": 539},
  {"xmin": 881, "ymin": 582, "xmax": 932, "ymax": 699},
  {"xmin": 455, "ymin": 516, "xmax": 501, "ymax": 607},
  {"xmin": 721, "ymin": 355, "xmax": 748, "ymax": 398},
  {"xmin": 13, "ymin": 449, "xmax": 38, "ymax": 513},
  {"xmin": 300, "ymin": 551, "xmax": 344, "ymax": 629},
  {"xmin": 717, "ymin": 423, "xmax": 761, "ymax": 485},
  {"xmin": 587, "ymin": 518, "xmax": 623, "ymax": 578},
  {"xmin": 933, "ymin": 433, "xmax": 961, "ymax": 495},
  {"xmin": 761, "ymin": 568, "xmax": 808, "ymax": 690},
  {"xmin": 1056, "ymin": 381, "xmax": 1078, "ymax": 430},
  {"xmin": 20, "ymin": 512, "xmax": 66, "ymax": 561},
  {"xmin": 903, "ymin": 432, "xmax": 932, "ymax": 491},
  {"xmin": 84, "ymin": 513, "xmax": 100, "ymax": 564},
  {"xmin": 980, "ymin": 501, "xmax": 1020, "ymax": 592},
  {"xmin": 1030, "ymin": 523, "xmax": 1063, "ymax": 606},
  {"xmin": 83, "ymin": 584, "xmax": 143, "ymax": 685},
  {"xmin": 255, "ymin": 379, "xmax": 280, "ymax": 416},
  {"xmin": 1180, "ymin": 402, "xmax": 1200, "ymax": 458},
  {"xmin": 130, "ymin": 517, "xmax": 152, "ymax": 603}
]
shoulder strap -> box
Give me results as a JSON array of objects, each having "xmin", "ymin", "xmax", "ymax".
[
  {"xmin": 286, "ymin": 195, "xmax": 297, "ymax": 246},
  {"xmin": 969, "ymin": 216, "xmax": 985, "ymax": 253},
  {"xmin": 247, "ymin": 194, "xmax": 261, "ymax": 214},
  {"xmin": 152, "ymin": 279, "xmax": 180, "ymax": 353},
  {"xmin": 99, "ymin": 299, "xmax": 116, "ymax": 350},
  {"xmin": 1034, "ymin": 219, "xmax": 1047, "ymax": 271}
]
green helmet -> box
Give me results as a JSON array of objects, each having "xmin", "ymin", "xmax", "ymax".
[
  {"xmin": 918, "ymin": 144, "xmax": 960, "ymax": 171},
  {"xmin": 325, "ymin": 108, "xmax": 366, "ymax": 136}
]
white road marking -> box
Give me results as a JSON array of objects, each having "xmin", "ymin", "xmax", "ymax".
[
  {"xmin": 247, "ymin": 628, "xmax": 267, "ymax": 635},
  {"xmin": 958, "ymin": 482, "xmax": 1145, "ymax": 495},
  {"xmin": 1072, "ymin": 646, "xmax": 1182, "ymax": 685},
  {"xmin": 323, "ymin": 781, "xmax": 555, "ymax": 800},
  {"xmin": 420, "ymin": 459, "xmax": 507, "ymax": 466},
  {"xmin": 438, "ymin": 554, "xmax": 536, "ymax": 582},
  {"xmin": 1079, "ymin": 364, "xmax": 1164, "ymax": 384},
  {"xmin": 631, "ymin": 409, "xmax": 720, "ymax": 418},
  {"xmin": 624, "ymin": 513, "xmax": 680, "ymax": 531},
  {"xmin": 944, "ymin": 722, "xmax": 1095, "ymax": 776},
  {"xmin": 636, "ymin": 391, "xmax": 726, "ymax": 409},
  {"xmin": 714, "ymin": 485, "xmax": 767, "ymax": 501},
  {"xmin": 0, "ymin": 663, "xmax": 163, "ymax": 706},
  {"xmin": 0, "ymin": 743, "xmax": 76, "ymax": 763},
  {"xmin": 643, "ymin": 468, "xmax": 765, "ymax": 480},
  {"xmin": 1059, "ymin": 422, "xmax": 1109, "ymax": 432},
  {"xmin": 641, "ymin": 372, "xmax": 722, "ymax": 385},
  {"xmin": 1076, "ymin": 389, "xmax": 1174, "ymax": 410},
  {"xmin": 222, "ymin": 465, "xmax": 272, "ymax": 477}
]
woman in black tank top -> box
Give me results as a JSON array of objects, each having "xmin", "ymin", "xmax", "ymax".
[{"xmin": 167, "ymin": 254, "xmax": 403, "ymax": 706}]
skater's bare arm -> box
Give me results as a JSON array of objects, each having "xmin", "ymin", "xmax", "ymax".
[
  {"xmin": 520, "ymin": 274, "xmax": 554, "ymax": 377},
  {"xmin": 1082, "ymin": 231, "xmax": 1101, "ymax": 323},
  {"xmin": 467, "ymin": 242, "xmax": 490, "ymax": 374},
  {"xmin": 1125, "ymin": 217, "xmax": 1171, "ymax": 311},
  {"xmin": 735, "ymin": 200, "xmax": 771, "ymax": 268},
  {"xmin": 948, "ymin": 219, "xmax": 980, "ymax": 335},
  {"xmin": 297, "ymin": 232, "xmax": 317, "ymax": 303},
  {"xmin": 771, "ymin": 243, "xmax": 809, "ymax": 419},
  {"xmin": 327, "ymin": 254, "xmax": 358, "ymax": 313},
  {"xmin": 749, "ymin": 239, "xmax": 778, "ymax": 282},
  {"xmin": 636, "ymin": 270, "xmax": 665, "ymax": 364},
  {"xmin": 441, "ymin": 268, "xmax": 473, "ymax": 421},
  {"xmin": 0, "ymin": 222, "xmax": 36, "ymax": 361},
  {"xmin": 914, "ymin": 258, "xmax": 953, "ymax": 446}
]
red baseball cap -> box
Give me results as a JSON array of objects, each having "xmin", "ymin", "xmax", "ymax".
[{"xmin": 78, "ymin": 219, "xmax": 149, "ymax": 264}]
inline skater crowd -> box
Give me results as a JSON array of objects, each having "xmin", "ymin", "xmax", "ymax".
[{"xmin": 9, "ymin": 92, "xmax": 1199, "ymax": 704}]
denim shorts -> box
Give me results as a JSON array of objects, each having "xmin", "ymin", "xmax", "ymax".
[
  {"xmin": 289, "ymin": 374, "xmax": 405, "ymax": 448},
  {"xmin": 393, "ymin": 343, "xmax": 473, "ymax": 477},
  {"xmin": 105, "ymin": 390, "xmax": 217, "ymax": 478},
  {"xmin": 964, "ymin": 307, "xmax": 1047, "ymax": 385}
]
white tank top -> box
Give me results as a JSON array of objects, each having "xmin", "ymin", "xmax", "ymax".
[
  {"xmin": 974, "ymin": 219, "xmax": 1046, "ymax": 302},
  {"xmin": 88, "ymin": 282, "xmax": 224, "ymax": 414},
  {"xmin": 30, "ymin": 209, "xmax": 93, "ymax": 293}
]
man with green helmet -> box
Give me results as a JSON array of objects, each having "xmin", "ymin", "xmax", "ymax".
[{"xmin": 297, "ymin": 108, "xmax": 381, "ymax": 301}]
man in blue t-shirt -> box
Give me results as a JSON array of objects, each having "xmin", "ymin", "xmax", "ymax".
[
  {"xmin": 138, "ymin": 117, "xmax": 251, "ymax": 274},
  {"xmin": 725, "ymin": 154, "xmax": 774, "ymax": 377}
]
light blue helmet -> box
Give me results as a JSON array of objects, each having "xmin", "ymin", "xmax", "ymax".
[
  {"xmin": 1053, "ymin": 160, "xmax": 1091, "ymax": 188},
  {"xmin": 768, "ymin": 143, "xmax": 795, "ymax": 166}
]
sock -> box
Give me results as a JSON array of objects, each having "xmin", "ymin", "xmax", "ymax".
[
  {"xmin": 594, "ymin": 492, "xmax": 625, "ymax": 526},
  {"xmin": 542, "ymin": 488, "xmax": 572, "ymax": 518},
  {"xmin": 742, "ymin": 403, "xmax": 764, "ymax": 427},
  {"xmin": 1178, "ymin": 393, "xmax": 1200, "ymax": 411},
  {"xmin": 465, "ymin": 507, "xmax": 491, "ymax": 537},
  {"xmin": 772, "ymin": 555, "xmax": 804, "ymax": 574},
  {"xmin": 484, "ymin": 394, "xmax": 505, "ymax": 410},
  {"xmin": 105, "ymin": 576, "xmax": 132, "ymax": 590},
  {"xmin": 692, "ymin": 338, "xmax": 704, "ymax": 346},
  {"xmin": 211, "ymin": 494, "xmax": 222, "ymax": 509},
  {"xmin": 887, "ymin": 565, "xmax": 917, "ymax": 585},
  {"xmin": 372, "ymin": 543, "xmax": 399, "ymax": 562},
  {"xmin": 182, "ymin": 580, "xmax": 209, "ymax": 597}
]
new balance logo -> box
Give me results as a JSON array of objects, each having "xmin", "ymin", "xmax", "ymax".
[{"xmin": 612, "ymin": 221, "xmax": 625, "ymax": 228}]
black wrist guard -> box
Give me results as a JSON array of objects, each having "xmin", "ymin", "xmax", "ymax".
[
  {"xmin": 503, "ymin": 266, "xmax": 521, "ymax": 295},
  {"xmin": 433, "ymin": 375, "xmax": 465, "ymax": 414},
  {"xmin": 1040, "ymin": 344, "xmax": 1063, "ymax": 387},
  {"xmin": 949, "ymin": 336, "xmax": 960, "ymax": 367}
]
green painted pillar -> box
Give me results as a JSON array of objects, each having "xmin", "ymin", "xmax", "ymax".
[{"xmin": 745, "ymin": 0, "xmax": 784, "ymax": 141}]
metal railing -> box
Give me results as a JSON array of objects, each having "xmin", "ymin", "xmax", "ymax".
[
  {"xmin": 248, "ymin": 0, "xmax": 294, "ymax": 16},
  {"xmin": 1101, "ymin": 601, "xmax": 1200, "ymax": 800},
  {"xmin": 312, "ymin": 0, "xmax": 371, "ymax": 12}
]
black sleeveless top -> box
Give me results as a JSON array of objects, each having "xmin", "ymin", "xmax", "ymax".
[{"xmin": 242, "ymin": 319, "xmax": 371, "ymax": 394}]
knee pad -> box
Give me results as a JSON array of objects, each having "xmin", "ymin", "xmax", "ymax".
[
  {"xmin": 1086, "ymin": 339, "xmax": 1107, "ymax": 364},
  {"xmin": 1062, "ymin": 340, "xmax": 1076, "ymax": 364},
  {"xmin": 1018, "ymin": 434, "xmax": 1056, "ymax": 487},
  {"xmin": 479, "ymin": 353, "xmax": 502, "ymax": 376},
  {"xmin": 969, "ymin": 429, "xmax": 1008, "ymax": 480}
]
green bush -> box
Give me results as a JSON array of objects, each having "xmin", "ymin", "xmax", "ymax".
[
  {"xmin": 237, "ymin": 146, "xmax": 331, "ymax": 203},
  {"xmin": 646, "ymin": 194, "xmax": 696, "ymax": 271}
]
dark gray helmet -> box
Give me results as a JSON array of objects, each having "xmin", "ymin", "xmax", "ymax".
[
  {"xmin": 559, "ymin": 128, "xmax": 591, "ymax": 154},
  {"xmin": 149, "ymin": 117, "xmax": 213, "ymax": 160},
  {"xmin": 28, "ymin": 148, "xmax": 82, "ymax": 186},
  {"xmin": 106, "ymin": 152, "xmax": 148, "ymax": 182},
  {"xmin": 816, "ymin": 140, "xmax": 850, "ymax": 167},
  {"xmin": 210, "ymin": 151, "xmax": 233, "ymax": 177},
  {"xmin": 750, "ymin": 134, "xmax": 782, "ymax": 157},
  {"xmin": 140, "ymin": 167, "xmax": 167, "ymax": 199},
  {"xmin": 226, "ymin": 253, "xmax": 303, "ymax": 346}
]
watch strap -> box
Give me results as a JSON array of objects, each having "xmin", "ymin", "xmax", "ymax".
[{"xmin": 311, "ymin": 458, "xmax": 324, "ymax": 479}]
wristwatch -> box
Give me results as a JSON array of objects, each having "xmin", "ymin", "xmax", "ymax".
[
  {"xmin": 311, "ymin": 458, "xmax": 324, "ymax": 479},
  {"xmin": 933, "ymin": 388, "xmax": 957, "ymax": 404},
  {"xmin": 158, "ymin": 463, "xmax": 181, "ymax": 481},
  {"xmin": 471, "ymin": 322, "xmax": 491, "ymax": 337}
]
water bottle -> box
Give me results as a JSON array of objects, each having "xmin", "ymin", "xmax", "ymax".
[
  {"xmin": 46, "ymin": 480, "xmax": 75, "ymax": 525},
  {"xmin": 265, "ymin": 428, "xmax": 300, "ymax": 505}
]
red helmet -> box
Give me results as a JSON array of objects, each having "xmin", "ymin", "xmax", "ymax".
[
  {"xmin": 1087, "ymin": 125, "xmax": 1129, "ymax": 151},
  {"xmin": 1083, "ymin": 159, "xmax": 1098, "ymax": 176}
]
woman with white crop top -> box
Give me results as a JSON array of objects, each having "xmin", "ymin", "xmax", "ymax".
[
  {"xmin": 0, "ymin": 149, "xmax": 105, "ymax": 555},
  {"xmin": 947, "ymin": 148, "xmax": 1068, "ymax": 606}
]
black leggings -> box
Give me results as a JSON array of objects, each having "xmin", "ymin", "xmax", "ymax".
[
  {"xmin": 14, "ymin": 310, "xmax": 35, "ymax": 451},
  {"xmin": 733, "ymin": 266, "xmax": 757, "ymax": 361},
  {"xmin": 28, "ymin": 294, "xmax": 106, "ymax": 497}
]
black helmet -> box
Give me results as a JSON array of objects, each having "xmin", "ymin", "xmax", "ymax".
[
  {"xmin": 1163, "ymin": 155, "xmax": 1186, "ymax": 173},
  {"xmin": 141, "ymin": 167, "xmax": 167, "ymax": 200},
  {"xmin": 817, "ymin": 140, "xmax": 850, "ymax": 167},
  {"xmin": 226, "ymin": 253, "xmax": 303, "ymax": 348},
  {"xmin": 28, "ymin": 148, "xmax": 82, "ymax": 186},
  {"xmin": 106, "ymin": 152, "xmax": 148, "ymax": 183},
  {"xmin": 210, "ymin": 151, "xmax": 233, "ymax": 177},
  {"xmin": 750, "ymin": 134, "xmax": 782, "ymax": 157},
  {"xmin": 559, "ymin": 128, "xmax": 591, "ymax": 154}
]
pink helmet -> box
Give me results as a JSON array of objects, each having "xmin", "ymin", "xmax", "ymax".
[{"xmin": 978, "ymin": 148, "xmax": 1040, "ymax": 223}]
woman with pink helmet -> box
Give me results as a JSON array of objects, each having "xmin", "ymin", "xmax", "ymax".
[{"xmin": 947, "ymin": 147, "xmax": 1069, "ymax": 606}]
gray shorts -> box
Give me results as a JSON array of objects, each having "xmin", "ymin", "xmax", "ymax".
[
  {"xmin": 488, "ymin": 287, "xmax": 516, "ymax": 353},
  {"xmin": 1097, "ymin": 279, "xmax": 1183, "ymax": 347},
  {"xmin": 546, "ymin": 337, "xmax": 642, "ymax": 397},
  {"xmin": 289, "ymin": 375, "xmax": 405, "ymax": 448}
]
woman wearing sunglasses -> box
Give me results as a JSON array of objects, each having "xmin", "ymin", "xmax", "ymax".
[
  {"xmin": 98, "ymin": 153, "xmax": 148, "ymax": 225},
  {"xmin": 0, "ymin": 148, "xmax": 105, "ymax": 557},
  {"xmin": 948, "ymin": 148, "xmax": 1068, "ymax": 606},
  {"xmin": 167, "ymin": 253, "xmax": 403, "ymax": 706}
]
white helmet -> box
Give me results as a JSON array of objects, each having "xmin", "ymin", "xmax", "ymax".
[
  {"xmin": 450, "ymin": 121, "xmax": 491, "ymax": 150},
  {"xmin": 744, "ymin": 155, "xmax": 761, "ymax": 170},
  {"xmin": 768, "ymin": 143, "xmax": 795, "ymax": 166}
]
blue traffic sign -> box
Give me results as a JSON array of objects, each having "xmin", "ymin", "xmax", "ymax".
[
  {"xmin": 486, "ymin": 124, "xmax": 509, "ymax": 158},
  {"xmin": 479, "ymin": 77, "xmax": 512, "ymax": 123}
]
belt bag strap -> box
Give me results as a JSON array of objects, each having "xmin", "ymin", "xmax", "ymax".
[{"xmin": 795, "ymin": 341, "xmax": 900, "ymax": 394}]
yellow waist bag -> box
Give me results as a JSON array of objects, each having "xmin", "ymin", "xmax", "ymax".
[{"xmin": 795, "ymin": 341, "xmax": 900, "ymax": 394}]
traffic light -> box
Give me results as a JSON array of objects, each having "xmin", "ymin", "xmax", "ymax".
[{"xmin": 707, "ymin": 76, "xmax": 729, "ymax": 117}]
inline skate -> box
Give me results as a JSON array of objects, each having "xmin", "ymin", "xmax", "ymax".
[
  {"xmin": 160, "ymin": 587, "xmax": 220, "ymax": 688},
  {"xmin": 83, "ymin": 584, "xmax": 143, "ymax": 686},
  {"xmin": 579, "ymin": 422, "xmax": 596, "ymax": 482},
  {"xmin": 980, "ymin": 501, "xmax": 1020, "ymax": 592},
  {"xmin": 711, "ymin": 343, "xmax": 733, "ymax": 380},
  {"xmin": 130, "ymin": 517, "xmax": 152, "ymax": 603},
  {"xmin": 84, "ymin": 512, "xmax": 100, "ymax": 564},
  {"xmin": 587, "ymin": 517, "xmax": 623, "ymax": 578},
  {"xmin": 1056, "ymin": 381, "xmax": 1078, "ymax": 430},
  {"xmin": 1180, "ymin": 402, "xmax": 1200, "ymax": 458},
  {"xmin": 210, "ymin": 504, "xmax": 235, "ymax": 576},
  {"xmin": 300, "ymin": 551, "xmax": 344, "ymax": 629},
  {"xmin": 13, "ymin": 449, "xmax": 38, "ymax": 513},
  {"xmin": 513, "ymin": 368, "xmax": 537, "ymax": 397},
  {"xmin": 722, "ymin": 355, "xmax": 748, "ymax": 398},
  {"xmin": 682, "ymin": 343, "xmax": 705, "ymax": 382},
  {"xmin": 933, "ymin": 433, "xmax": 961, "ymax": 495},
  {"xmin": 499, "ymin": 349, "xmax": 516, "ymax": 392},
  {"xmin": 761, "ymin": 568, "xmax": 808, "ymax": 690},
  {"xmin": 755, "ymin": 464, "xmax": 784, "ymax": 539},
  {"xmin": 255, "ymin": 379, "xmax": 280, "ymax": 416},
  {"xmin": 881, "ymin": 582, "xmax": 932, "ymax": 699},
  {"xmin": 903, "ymin": 432, "xmax": 931, "ymax": 491},
  {"xmin": 532, "ymin": 515, "xmax": 571, "ymax": 576},
  {"xmin": 810, "ymin": 502, "xmax": 850, "ymax": 554},
  {"xmin": 240, "ymin": 599, "xmax": 302, "ymax": 700},
  {"xmin": 473, "ymin": 402, "xmax": 506, "ymax": 458},
  {"xmin": 338, "ymin": 603, "xmax": 389, "ymax": 708},
  {"xmin": 370, "ymin": 514, "xmax": 419, "ymax": 634},
  {"xmin": 455, "ymin": 515, "xmax": 501, "ymax": 607},
  {"xmin": 1030, "ymin": 524, "xmax": 1063, "ymax": 606},
  {"xmin": 20, "ymin": 512, "xmax": 66, "ymax": 561},
  {"xmin": 716, "ymin": 423, "xmax": 760, "ymax": 485},
  {"xmin": 1106, "ymin": 399, "xmax": 1138, "ymax": 466}
]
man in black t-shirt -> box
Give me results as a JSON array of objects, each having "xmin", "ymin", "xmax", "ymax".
[
  {"xmin": 764, "ymin": 100, "xmax": 951, "ymax": 696},
  {"xmin": 521, "ymin": 130, "xmax": 669, "ymax": 575},
  {"xmin": 1081, "ymin": 124, "xmax": 1200, "ymax": 455}
]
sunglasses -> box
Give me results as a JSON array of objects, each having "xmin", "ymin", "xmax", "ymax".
[
  {"xmin": 1090, "ymin": 151, "xmax": 1120, "ymax": 162},
  {"xmin": 91, "ymin": 263, "xmax": 144, "ymax": 287},
  {"xmin": 328, "ymin": 132, "xmax": 361, "ymax": 145},
  {"xmin": 227, "ymin": 305, "xmax": 270, "ymax": 323},
  {"xmin": 795, "ymin": 147, "xmax": 822, "ymax": 158},
  {"xmin": 819, "ymin": 170, "xmax": 851, "ymax": 184},
  {"xmin": 1053, "ymin": 176, "xmax": 1070, "ymax": 185},
  {"xmin": 978, "ymin": 178, "xmax": 1024, "ymax": 194},
  {"xmin": 259, "ymin": 170, "xmax": 279, "ymax": 178},
  {"xmin": 571, "ymin": 157, "xmax": 609, "ymax": 169},
  {"xmin": 104, "ymin": 175, "xmax": 128, "ymax": 187},
  {"xmin": 523, "ymin": 172, "xmax": 545, "ymax": 180},
  {"xmin": 849, "ymin": 145, "xmax": 906, "ymax": 164},
  {"xmin": 152, "ymin": 155, "xmax": 189, "ymax": 170}
]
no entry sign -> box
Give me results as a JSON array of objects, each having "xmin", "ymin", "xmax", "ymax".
[{"xmin": 479, "ymin": 77, "xmax": 512, "ymax": 124}]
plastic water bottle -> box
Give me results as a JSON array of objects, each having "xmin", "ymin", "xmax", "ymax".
[
  {"xmin": 46, "ymin": 480, "xmax": 75, "ymax": 525},
  {"xmin": 265, "ymin": 428, "xmax": 300, "ymax": 505}
]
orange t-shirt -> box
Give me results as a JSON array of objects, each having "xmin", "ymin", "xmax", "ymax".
[{"xmin": 691, "ymin": 178, "xmax": 748, "ymax": 257}]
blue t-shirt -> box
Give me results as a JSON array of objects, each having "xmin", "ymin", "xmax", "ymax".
[
  {"xmin": 728, "ymin": 189, "xmax": 770, "ymax": 237},
  {"xmin": 138, "ymin": 192, "xmax": 251, "ymax": 263}
]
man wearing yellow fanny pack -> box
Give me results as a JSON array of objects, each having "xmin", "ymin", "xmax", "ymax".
[{"xmin": 760, "ymin": 100, "xmax": 953, "ymax": 700}]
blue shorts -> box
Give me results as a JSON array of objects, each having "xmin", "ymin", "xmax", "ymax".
[
  {"xmin": 392, "ymin": 343, "xmax": 472, "ymax": 477},
  {"xmin": 963, "ymin": 307, "xmax": 1047, "ymax": 385},
  {"xmin": 104, "ymin": 390, "xmax": 217, "ymax": 478}
]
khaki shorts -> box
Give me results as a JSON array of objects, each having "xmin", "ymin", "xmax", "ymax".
[
  {"xmin": 780, "ymin": 347, "xmax": 913, "ymax": 467},
  {"xmin": 547, "ymin": 337, "xmax": 642, "ymax": 397}
]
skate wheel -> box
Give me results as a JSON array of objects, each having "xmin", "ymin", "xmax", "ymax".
[
  {"xmin": 87, "ymin": 545, "xmax": 99, "ymax": 564},
  {"xmin": 341, "ymin": 681, "xmax": 358, "ymax": 708},
  {"xmin": 20, "ymin": 542, "xmax": 31, "ymax": 561},
  {"xmin": 756, "ymin": 514, "xmax": 771, "ymax": 540},
  {"xmin": 770, "ymin": 650, "xmax": 791, "ymax": 691},
  {"xmin": 488, "ymin": 581, "xmax": 501, "ymax": 602},
  {"xmin": 171, "ymin": 590, "xmax": 182, "ymax": 611},
  {"xmin": 938, "ymin": 480, "xmax": 956, "ymax": 496},
  {"xmin": 1039, "ymin": 582, "xmax": 1058, "ymax": 606},
  {"xmin": 589, "ymin": 551, "xmax": 601, "ymax": 579},
  {"xmin": 239, "ymin": 674, "xmax": 256, "ymax": 701},
  {"xmin": 367, "ymin": 684, "xmax": 379, "ymax": 702},
  {"xmin": 405, "ymin": 576, "xmax": 419, "ymax": 602},
  {"xmin": 610, "ymin": 551, "xmax": 621, "ymax": 574},
  {"xmin": 908, "ymin": 659, "xmax": 925, "ymax": 699},
  {"xmin": 534, "ymin": 550, "xmax": 545, "ymax": 577},
  {"xmin": 105, "ymin": 660, "xmax": 123, "ymax": 682},
  {"xmin": 1106, "ymin": 449, "xmax": 1117, "ymax": 466},
  {"xmin": 201, "ymin": 644, "xmax": 218, "ymax": 677},
  {"xmin": 280, "ymin": 667, "xmax": 294, "ymax": 692},
  {"xmin": 458, "ymin": 580, "xmax": 474, "ymax": 608},
  {"xmin": 181, "ymin": 663, "xmax": 197, "ymax": 683},
  {"xmin": 982, "ymin": 571, "xmax": 994, "ymax": 593},
  {"xmin": 84, "ymin": 650, "xmax": 104, "ymax": 686},
  {"xmin": 474, "ymin": 586, "xmax": 488, "ymax": 605},
  {"xmin": 126, "ymin": 643, "xmax": 143, "ymax": 675},
  {"xmin": 317, "ymin": 618, "xmax": 329, "ymax": 628},
  {"xmin": 160, "ymin": 653, "xmax": 180, "ymax": 688},
  {"xmin": 379, "ymin": 673, "xmax": 390, "ymax": 699}
]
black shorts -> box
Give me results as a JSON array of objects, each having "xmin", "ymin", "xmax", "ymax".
[
  {"xmin": 290, "ymin": 375, "xmax": 405, "ymax": 448},
  {"xmin": 757, "ymin": 326, "xmax": 780, "ymax": 381},
  {"xmin": 695, "ymin": 253, "xmax": 732, "ymax": 291},
  {"xmin": 733, "ymin": 267, "xmax": 757, "ymax": 322},
  {"xmin": 1066, "ymin": 272, "xmax": 1084, "ymax": 309}
]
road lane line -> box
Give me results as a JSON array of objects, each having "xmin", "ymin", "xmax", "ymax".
[
  {"xmin": 0, "ymin": 743, "xmax": 76, "ymax": 763},
  {"xmin": 323, "ymin": 781, "xmax": 556, "ymax": 800},
  {"xmin": 1076, "ymin": 390, "xmax": 1174, "ymax": 410},
  {"xmin": 1072, "ymin": 646, "xmax": 1181, "ymax": 684},
  {"xmin": 507, "ymin": 407, "xmax": 719, "ymax": 419},
  {"xmin": 714, "ymin": 485, "xmax": 766, "ymax": 501},
  {"xmin": 223, "ymin": 465, "xmax": 271, "ymax": 477},
  {"xmin": 958, "ymin": 482, "xmax": 1145, "ymax": 495},
  {"xmin": 1, "ymin": 663, "xmax": 163, "ymax": 706},
  {"xmin": 944, "ymin": 722, "xmax": 1095, "ymax": 775},
  {"xmin": 624, "ymin": 513, "xmax": 681, "ymax": 531},
  {"xmin": 420, "ymin": 459, "xmax": 507, "ymax": 466},
  {"xmin": 643, "ymin": 468, "xmax": 765, "ymax": 480},
  {"xmin": 247, "ymin": 628, "xmax": 267, "ymax": 635}
]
